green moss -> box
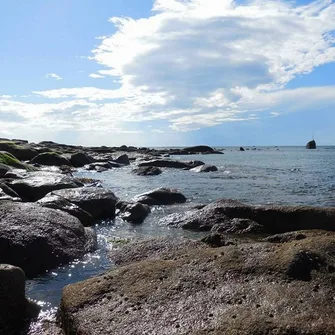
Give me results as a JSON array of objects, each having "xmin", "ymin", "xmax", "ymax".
[
  {"xmin": 0, "ymin": 151, "xmax": 37, "ymax": 171},
  {"xmin": 0, "ymin": 151, "xmax": 21, "ymax": 166}
]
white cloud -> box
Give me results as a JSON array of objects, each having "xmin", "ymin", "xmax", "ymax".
[
  {"xmin": 2, "ymin": 0, "xmax": 335, "ymax": 143},
  {"xmin": 89, "ymin": 73, "xmax": 105, "ymax": 79},
  {"xmin": 46, "ymin": 73, "xmax": 62, "ymax": 80}
]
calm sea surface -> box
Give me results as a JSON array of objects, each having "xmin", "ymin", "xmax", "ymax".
[{"xmin": 25, "ymin": 146, "xmax": 335, "ymax": 330}]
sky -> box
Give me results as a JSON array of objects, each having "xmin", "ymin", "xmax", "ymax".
[{"xmin": 0, "ymin": 0, "xmax": 335, "ymax": 147}]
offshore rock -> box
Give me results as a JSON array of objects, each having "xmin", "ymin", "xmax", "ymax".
[
  {"xmin": 60, "ymin": 232, "xmax": 335, "ymax": 334},
  {"xmin": 0, "ymin": 201, "xmax": 97, "ymax": 277},
  {"xmin": 137, "ymin": 159, "xmax": 204, "ymax": 169},
  {"xmin": 9, "ymin": 171, "xmax": 83, "ymax": 201},
  {"xmin": 132, "ymin": 166, "xmax": 162, "ymax": 176},
  {"xmin": 306, "ymin": 140, "xmax": 316, "ymax": 149},
  {"xmin": 113, "ymin": 154, "xmax": 130, "ymax": 165},
  {"xmin": 50, "ymin": 187, "xmax": 119, "ymax": 219},
  {"xmin": 134, "ymin": 187, "xmax": 186, "ymax": 205},
  {"xmin": 190, "ymin": 164, "xmax": 218, "ymax": 173}
]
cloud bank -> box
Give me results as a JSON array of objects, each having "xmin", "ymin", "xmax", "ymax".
[{"xmin": 1, "ymin": 0, "xmax": 335, "ymax": 144}]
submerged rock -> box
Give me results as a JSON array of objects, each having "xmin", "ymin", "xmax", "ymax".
[
  {"xmin": 9, "ymin": 171, "xmax": 83, "ymax": 201},
  {"xmin": 0, "ymin": 201, "xmax": 97, "ymax": 277},
  {"xmin": 190, "ymin": 164, "xmax": 218, "ymax": 173},
  {"xmin": 116, "ymin": 201, "xmax": 151, "ymax": 223},
  {"xmin": 134, "ymin": 187, "xmax": 186, "ymax": 205},
  {"xmin": 137, "ymin": 159, "xmax": 204, "ymax": 170},
  {"xmin": 50, "ymin": 187, "xmax": 119, "ymax": 219},
  {"xmin": 160, "ymin": 199, "xmax": 335, "ymax": 233},
  {"xmin": 60, "ymin": 232, "xmax": 335, "ymax": 334},
  {"xmin": 132, "ymin": 166, "xmax": 162, "ymax": 176}
]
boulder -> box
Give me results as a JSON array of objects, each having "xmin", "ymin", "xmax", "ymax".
[
  {"xmin": 116, "ymin": 201, "xmax": 151, "ymax": 223},
  {"xmin": 9, "ymin": 171, "xmax": 83, "ymax": 201},
  {"xmin": 60, "ymin": 232, "xmax": 335, "ymax": 334},
  {"xmin": 30, "ymin": 152, "xmax": 72, "ymax": 166},
  {"xmin": 50, "ymin": 187, "xmax": 119, "ymax": 219},
  {"xmin": 0, "ymin": 151, "xmax": 30, "ymax": 170},
  {"xmin": 70, "ymin": 152, "xmax": 95, "ymax": 167},
  {"xmin": 0, "ymin": 163, "xmax": 11, "ymax": 177},
  {"xmin": 183, "ymin": 145, "xmax": 215, "ymax": 153},
  {"xmin": 132, "ymin": 166, "xmax": 162, "ymax": 176},
  {"xmin": 0, "ymin": 265, "xmax": 29, "ymax": 334},
  {"xmin": 0, "ymin": 141, "xmax": 38, "ymax": 161},
  {"xmin": 160, "ymin": 199, "xmax": 335, "ymax": 233},
  {"xmin": 190, "ymin": 164, "xmax": 218, "ymax": 172},
  {"xmin": 134, "ymin": 187, "xmax": 187, "ymax": 205},
  {"xmin": 37, "ymin": 194, "xmax": 94, "ymax": 226},
  {"xmin": 306, "ymin": 140, "xmax": 316, "ymax": 149},
  {"xmin": 0, "ymin": 201, "xmax": 97, "ymax": 277},
  {"xmin": 113, "ymin": 154, "xmax": 130, "ymax": 165},
  {"xmin": 137, "ymin": 159, "xmax": 204, "ymax": 169}
]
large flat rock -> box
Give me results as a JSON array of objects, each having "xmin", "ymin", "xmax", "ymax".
[
  {"xmin": 160, "ymin": 199, "xmax": 335, "ymax": 233},
  {"xmin": 9, "ymin": 172, "xmax": 83, "ymax": 201},
  {"xmin": 60, "ymin": 231, "xmax": 335, "ymax": 334}
]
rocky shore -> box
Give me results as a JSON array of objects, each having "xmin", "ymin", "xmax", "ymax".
[{"xmin": 0, "ymin": 139, "xmax": 334, "ymax": 334}]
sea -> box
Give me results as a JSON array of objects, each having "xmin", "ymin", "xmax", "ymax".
[{"xmin": 25, "ymin": 146, "xmax": 335, "ymax": 331}]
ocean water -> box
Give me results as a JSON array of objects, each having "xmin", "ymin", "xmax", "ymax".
[{"xmin": 25, "ymin": 146, "xmax": 335, "ymax": 331}]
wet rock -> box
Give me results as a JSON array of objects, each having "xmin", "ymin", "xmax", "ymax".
[
  {"xmin": 160, "ymin": 199, "xmax": 335, "ymax": 233},
  {"xmin": 0, "ymin": 265, "xmax": 30, "ymax": 334},
  {"xmin": 190, "ymin": 164, "xmax": 218, "ymax": 172},
  {"xmin": 31, "ymin": 152, "xmax": 72, "ymax": 166},
  {"xmin": 211, "ymin": 218, "xmax": 265, "ymax": 234},
  {"xmin": 306, "ymin": 140, "xmax": 316, "ymax": 149},
  {"xmin": 60, "ymin": 232, "xmax": 335, "ymax": 334},
  {"xmin": 137, "ymin": 159, "xmax": 204, "ymax": 170},
  {"xmin": 240, "ymin": 147, "xmax": 245, "ymax": 151},
  {"xmin": 37, "ymin": 194, "xmax": 94, "ymax": 226},
  {"xmin": 0, "ymin": 141, "xmax": 38, "ymax": 161},
  {"xmin": 116, "ymin": 201, "xmax": 151, "ymax": 223},
  {"xmin": 134, "ymin": 187, "xmax": 186, "ymax": 205},
  {"xmin": 201, "ymin": 233, "xmax": 236, "ymax": 247},
  {"xmin": 0, "ymin": 151, "xmax": 30, "ymax": 170},
  {"xmin": 9, "ymin": 171, "xmax": 83, "ymax": 201},
  {"xmin": 113, "ymin": 154, "xmax": 130, "ymax": 165},
  {"xmin": 70, "ymin": 152, "xmax": 95, "ymax": 167},
  {"xmin": 263, "ymin": 231, "xmax": 307, "ymax": 243},
  {"xmin": 0, "ymin": 163, "xmax": 11, "ymax": 177},
  {"xmin": 286, "ymin": 250, "xmax": 326, "ymax": 281},
  {"xmin": 0, "ymin": 201, "xmax": 96, "ymax": 278},
  {"xmin": 132, "ymin": 166, "xmax": 162, "ymax": 176},
  {"xmin": 50, "ymin": 187, "xmax": 119, "ymax": 219},
  {"xmin": 182, "ymin": 145, "xmax": 217, "ymax": 153}
]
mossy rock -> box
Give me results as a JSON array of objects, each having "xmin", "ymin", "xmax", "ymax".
[
  {"xmin": 0, "ymin": 141, "xmax": 38, "ymax": 161},
  {"xmin": 0, "ymin": 152, "xmax": 37, "ymax": 172}
]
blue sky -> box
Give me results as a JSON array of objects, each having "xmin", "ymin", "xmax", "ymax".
[{"xmin": 1, "ymin": 0, "xmax": 335, "ymax": 146}]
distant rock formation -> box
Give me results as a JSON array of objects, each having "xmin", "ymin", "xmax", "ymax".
[{"xmin": 306, "ymin": 140, "xmax": 316, "ymax": 149}]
